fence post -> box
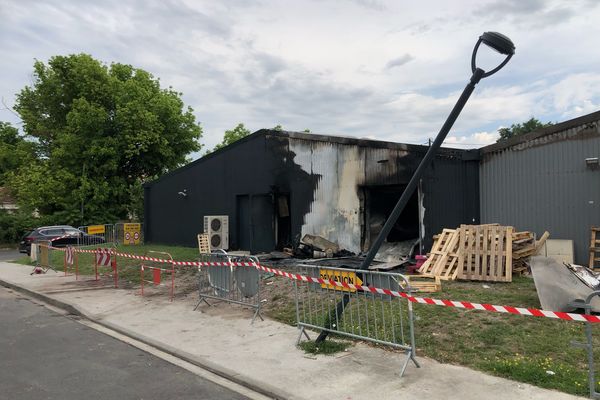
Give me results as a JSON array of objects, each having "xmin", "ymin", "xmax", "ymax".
[
  {"xmin": 94, "ymin": 249, "xmax": 99, "ymax": 281},
  {"xmin": 112, "ymin": 249, "xmax": 118, "ymax": 288}
]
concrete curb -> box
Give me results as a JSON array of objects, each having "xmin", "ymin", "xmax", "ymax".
[{"xmin": 0, "ymin": 278, "xmax": 292, "ymax": 400}]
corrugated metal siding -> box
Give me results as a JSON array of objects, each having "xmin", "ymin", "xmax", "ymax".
[
  {"xmin": 480, "ymin": 123, "xmax": 600, "ymax": 264},
  {"xmin": 423, "ymin": 157, "xmax": 480, "ymax": 245}
]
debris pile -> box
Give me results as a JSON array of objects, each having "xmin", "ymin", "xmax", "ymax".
[
  {"xmin": 296, "ymin": 234, "xmax": 354, "ymax": 258},
  {"xmin": 418, "ymin": 224, "xmax": 549, "ymax": 283}
]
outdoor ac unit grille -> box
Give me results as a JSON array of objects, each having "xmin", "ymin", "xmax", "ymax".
[
  {"xmin": 211, "ymin": 234, "xmax": 222, "ymax": 248},
  {"xmin": 204, "ymin": 215, "xmax": 229, "ymax": 250},
  {"xmin": 211, "ymin": 218, "xmax": 222, "ymax": 232}
]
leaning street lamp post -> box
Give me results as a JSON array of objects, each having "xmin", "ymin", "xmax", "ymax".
[{"xmin": 315, "ymin": 32, "xmax": 515, "ymax": 344}]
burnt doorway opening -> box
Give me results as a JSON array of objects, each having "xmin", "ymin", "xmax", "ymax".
[
  {"xmin": 275, "ymin": 194, "xmax": 291, "ymax": 250},
  {"xmin": 361, "ymin": 184, "xmax": 420, "ymax": 252}
]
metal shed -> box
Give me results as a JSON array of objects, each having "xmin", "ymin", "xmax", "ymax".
[
  {"xmin": 144, "ymin": 130, "xmax": 480, "ymax": 254},
  {"xmin": 480, "ymin": 111, "xmax": 600, "ymax": 264}
]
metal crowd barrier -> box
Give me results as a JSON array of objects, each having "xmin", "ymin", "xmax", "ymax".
[
  {"xmin": 571, "ymin": 291, "xmax": 600, "ymax": 399},
  {"xmin": 293, "ymin": 264, "xmax": 419, "ymax": 377},
  {"xmin": 77, "ymin": 224, "xmax": 117, "ymax": 247},
  {"xmin": 194, "ymin": 250, "xmax": 263, "ymax": 324},
  {"xmin": 35, "ymin": 241, "xmax": 56, "ymax": 273}
]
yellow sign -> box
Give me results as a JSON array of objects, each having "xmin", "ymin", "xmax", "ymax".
[
  {"xmin": 319, "ymin": 269, "xmax": 362, "ymax": 292},
  {"xmin": 88, "ymin": 225, "xmax": 105, "ymax": 235},
  {"xmin": 123, "ymin": 223, "xmax": 141, "ymax": 245}
]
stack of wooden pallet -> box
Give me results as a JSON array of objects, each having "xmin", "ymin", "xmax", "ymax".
[
  {"xmin": 417, "ymin": 224, "xmax": 548, "ymax": 283},
  {"xmin": 512, "ymin": 230, "xmax": 549, "ymax": 275}
]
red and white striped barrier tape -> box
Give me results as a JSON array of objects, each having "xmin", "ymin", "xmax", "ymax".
[
  {"xmin": 252, "ymin": 264, "xmax": 600, "ymax": 323},
  {"xmin": 45, "ymin": 245, "xmax": 600, "ymax": 323},
  {"xmin": 50, "ymin": 233, "xmax": 78, "ymax": 242}
]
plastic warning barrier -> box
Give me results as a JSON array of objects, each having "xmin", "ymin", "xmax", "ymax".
[
  {"xmin": 140, "ymin": 251, "xmax": 175, "ymax": 301},
  {"xmin": 63, "ymin": 246, "xmax": 78, "ymax": 279},
  {"xmin": 94, "ymin": 248, "xmax": 117, "ymax": 288}
]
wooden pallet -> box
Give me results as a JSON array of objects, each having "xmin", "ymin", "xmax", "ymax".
[
  {"xmin": 457, "ymin": 225, "xmax": 513, "ymax": 282},
  {"xmin": 458, "ymin": 225, "xmax": 513, "ymax": 282},
  {"xmin": 197, "ymin": 233, "xmax": 210, "ymax": 254},
  {"xmin": 405, "ymin": 275, "xmax": 441, "ymax": 293},
  {"xmin": 419, "ymin": 225, "xmax": 549, "ymax": 282},
  {"xmin": 418, "ymin": 229, "xmax": 460, "ymax": 280},
  {"xmin": 590, "ymin": 227, "xmax": 600, "ymax": 269}
]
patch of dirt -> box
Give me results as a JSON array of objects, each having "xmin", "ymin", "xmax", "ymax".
[{"xmin": 260, "ymin": 270, "xmax": 297, "ymax": 316}]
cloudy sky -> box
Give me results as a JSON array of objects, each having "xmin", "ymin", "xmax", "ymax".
[{"xmin": 1, "ymin": 0, "xmax": 599, "ymax": 157}]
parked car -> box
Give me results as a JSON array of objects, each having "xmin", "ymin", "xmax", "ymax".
[{"xmin": 19, "ymin": 225, "xmax": 105, "ymax": 255}]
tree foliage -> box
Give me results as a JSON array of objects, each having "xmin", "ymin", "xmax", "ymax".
[
  {"xmin": 211, "ymin": 123, "xmax": 251, "ymax": 153},
  {"xmin": 497, "ymin": 117, "xmax": 553, "ymax": 142},
  {"xmin": 0, "ymin": 122, "xmax": 37, "ymax": 186},
  {"xmin": 10, "ymin": 54, "xmax": 202, "ymax": 224}
]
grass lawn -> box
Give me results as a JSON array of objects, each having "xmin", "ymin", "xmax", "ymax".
[
  {"xmin": 263, "ymin": 273, "xmax": 598, "ymax": 397},
  {"xmin": 11, "ymin": 245, "xmax": 599, "ymax": 396},
  {"xmin": 411, "ymin": 277, "xmax": 596, "ymax": 396}
]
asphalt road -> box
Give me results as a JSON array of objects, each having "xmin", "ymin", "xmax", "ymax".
[
  {"xmin": 0, "ymin": 286, "xmax": 250, "ymax": 400},
  {"xmin": 0, "ymin": 248, "xmax": 22, "ymax": 262}
]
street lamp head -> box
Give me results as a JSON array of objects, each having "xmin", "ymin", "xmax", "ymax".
[
  {"xmin": 480, "ymin": 32, "xmax": 515, "ymax": 56},
  {"xmin": 471, "ymin": 31, "xmax": 515, "ymax": 81}
]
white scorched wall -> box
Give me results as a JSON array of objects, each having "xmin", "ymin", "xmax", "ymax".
[{"xmin": 290, "ymin": 140, "xmax": 364, "ymax": 252}]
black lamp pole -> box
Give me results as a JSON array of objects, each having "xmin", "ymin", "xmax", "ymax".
[{"xmin": 315, "ymin": 32, "xmax": 515, "ymax": 344}]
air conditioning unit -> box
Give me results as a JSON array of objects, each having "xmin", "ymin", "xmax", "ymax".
[{"xmin": 204, "ymin": 215, "xmax": 229, "ymax": 250}]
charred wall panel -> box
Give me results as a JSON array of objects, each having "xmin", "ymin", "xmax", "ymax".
[{"xmin": 283, "ymin": 136, "xmax": 479, "ymax": 253}]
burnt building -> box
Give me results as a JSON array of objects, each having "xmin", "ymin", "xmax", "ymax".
[{"xmin": 144, "ymin": 130, "xmax": 479, "ymax": 254}]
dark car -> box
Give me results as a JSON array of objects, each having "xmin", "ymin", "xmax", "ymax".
[{"xmin": 19, "ymin": 225, "xmax": 106, "ymax": 255}]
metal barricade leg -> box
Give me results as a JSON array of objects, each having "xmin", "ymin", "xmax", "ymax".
[
  {"xmin": 571, "ymin": 291, "xmax": 600, "ymax": 399},
  {"xmin": 194, "ymin": 268, "xmax": 211, "ymax": 309},
  {"xmin": 294, "ymin": 280, "xmax": 312, "ymax": 345}
]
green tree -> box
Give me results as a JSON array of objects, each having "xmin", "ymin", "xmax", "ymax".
[
  {"xmin": 11, "ymin": 54, "xmax": 202, "ymax": 224},
  {"xmin": 497, "ymin": 117, "xmax": 553, "ymax": 142},
  {"xmin": 211, "ymin": 123, "xmax": 251, "ymax": 153},
  {"xmin": 273, "ymin": 124, "xmax": 283, "ymax": 131},
  {"xmin": 0, "ymin": 122, "xmax": 37, "ymax": 185}
]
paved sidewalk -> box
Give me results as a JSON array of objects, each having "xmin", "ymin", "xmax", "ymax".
[{"xmin": 0, "ymin": 261, "xmax": 585, "ymax": 400}]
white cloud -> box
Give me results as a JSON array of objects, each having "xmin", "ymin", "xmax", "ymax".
[
  {"xmin": 1, "ymin": 0, "xmax": 600, "ymax": 156},
  {"xmin": 445, "ymin": 131, "xmax": 498, "ymax": 148}
]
